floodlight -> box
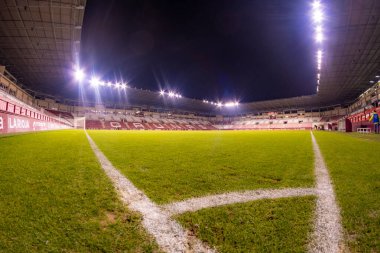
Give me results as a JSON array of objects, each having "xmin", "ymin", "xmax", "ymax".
[
  {"xmin": 312, "ymin": 1, "xmax": 321, "ymax": 9},
  {"xmin": 315, "ymin": 32, "xmax": 323, "ymax": 43},
  {"xmin": 107, "ymin": 82, "xmax": 112, "ymax": 87},
  {"xmin": 312, "ymin": 9, "xmax": 323, "ymax": 23},
  {"xmin": 159, "ymin": 90, "xmax": 165, "ymax": 96},
  {"xmin": 90, "ymin": 76, "xmax": 100, "ymax": 87},
  {"xmin": 168, "ymin": 91, "xmax": 174, "ymax": 97},
  {"xmin": 74, "ymin": 68, "xmax": 85, "ymax": 81},
  {"xmin": 217, "ymin": 102, "xmax": 223, "ymax": 107}
]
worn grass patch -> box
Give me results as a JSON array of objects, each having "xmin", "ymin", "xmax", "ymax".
[
  {"xmin": 314, "ymin": 131, "xmax": 380, "ymax": 252},
  {"xmin": 0, "ymin": 130, "xmax": 160, "ymax": 252},
  {"xmin": 176, "ymin": 196, "xmax": 315, "ymax": 253},
  {"xmin": 88, "ymin": 130, "xmax": 314, "ymax": 204}
]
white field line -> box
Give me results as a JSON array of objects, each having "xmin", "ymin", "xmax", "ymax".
[
  {"xmin": 162, "ymin": 188, "xmax": 316, "ymax": 216},
  {"xmin": 85, "ymin": 132, "xmax": 215, "ymax": 253},
  {"xmin": 309, "ymin": 132, "xmax": 343, "ymax": 253}
]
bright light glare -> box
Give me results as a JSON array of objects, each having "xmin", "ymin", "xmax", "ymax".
[
  {"xmin": 315, "ymin": 32, "xmax": 323, "ymax": 42},
  {"xmin": 74, "ymin": 68, "xmax": 85, "ymax": 81},
  {"xmin": 224, "ymin": 101, "xmax": 239, "ymax": 107},
  {"xmin": 317, "ymin": 50, "xmax": 323, "ymax": 58},
  {"xmin": 312, "ymin": 1, "xmax": 323, "ymax": 23},
  {"xmin": 313, "ymin": 10, "xmax": 323, "ymax": 23},
  {"xmin": 312, "ymin": 1, "xmax": 324, "ymax": 86},
  {"xmin": 312, "ymin": 1, "xmax": 321, "ymax": 9},
  {"xmin": 168, "ymin": 91, "xmax": 174, "ymax": 97},
  {"xmin": 159, "ymin": 90, "xmax": 165, "ymax": 95},
  {"xmin": 90, "ymin": 76, "xmax": 100, "ymax": 87}
]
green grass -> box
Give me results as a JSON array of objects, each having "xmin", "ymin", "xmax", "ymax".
[
  {"xmin": 176, "ymin": 196, "xmax": 316, "ymax": 253},
  {"xmin": 88, "ymin": 130, "xmax": 314, "ymax": 204},
  {"xmin": 346, "ymin": 132, "xmax": 380, "ymax": 142},
  {"xmin": 314, "ymin": 131, "xmax": 380, "ymax": 252},
  {"xmin": 0, "ymin": 130, "xmax": 160, "ymax": 252}
]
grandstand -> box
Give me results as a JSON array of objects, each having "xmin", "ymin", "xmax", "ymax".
[
  {"xmin": 0, "ymin": 0, "xmax": 379, "ymax": 252},
  {"xmin": 2, "ymin": 67, "xmax": 378, "ymax": 133}
]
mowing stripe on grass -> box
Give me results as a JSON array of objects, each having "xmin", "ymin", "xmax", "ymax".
[
  {"xmin": 309, "ymin": 132, "xmax": 343, "ymax": 253},
  {"xmin": 85, "ymin": 131, "xmax": 215, "ymax": 253},
  {"xmin": 162, "ymin": 188, "xmax": 316, "ymax": 216}
]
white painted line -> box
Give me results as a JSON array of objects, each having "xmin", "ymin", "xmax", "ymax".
[
  {"xmin": 162, "ymin": 188, "xmax": 316, "ymax": 216},
  {"xmin": 309, "ymin": 132, "xmax": 343, "ymax": 253},
  {"xmin": 85, "ymin": 131, "xmax": 215, "ymax": 253}
]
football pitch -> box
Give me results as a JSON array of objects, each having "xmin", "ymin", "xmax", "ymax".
[{"xmin": 0, "ymin": 130, "xmax": 379, "ymax": 252}]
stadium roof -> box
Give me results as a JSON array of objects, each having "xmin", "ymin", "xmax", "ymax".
[
  {"xmin": 0, "ymin": 0, "xmax": 86, "ymax": 93},
  {"xmin": 0, "ymin": 0, "xmax": 379, "ymax": 114}
]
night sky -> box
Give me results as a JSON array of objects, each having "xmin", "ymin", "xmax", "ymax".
[{"xmin": 80, "ymin": 0, "xmax": 316, "ymax": 103}]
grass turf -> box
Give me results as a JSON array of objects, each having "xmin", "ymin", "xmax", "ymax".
[
  {"xmin": 314, "ymin": 131, "xmax": 380, "ymax": 252},
  {"xmin": 0, "ymin": 130, "xmax": 160, "ymax": 252},
  {"xmin": 176, "ymin": 196, "xmax": 315, "ymax": 253},
  {"xmin": 346, "ymin": 132, "xmax": 380, "ymax": 142},
  {"xmin": 88, "ymin": 130, "xmax": 314, "ymax": 204}
]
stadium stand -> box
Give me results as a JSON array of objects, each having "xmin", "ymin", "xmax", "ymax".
[
  {"xmin": 1, "ymin": 63, "xmax": 379, "ymax": 134},
  {"xmin": 0, "ymin": 70, "xmax": 72, "ymax": 134}
]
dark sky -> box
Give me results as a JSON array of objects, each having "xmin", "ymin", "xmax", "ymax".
[{"xmin": 80, "ymin": 0, "xmax": 316, "ymax": 103}]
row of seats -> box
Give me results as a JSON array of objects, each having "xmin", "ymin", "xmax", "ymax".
[
  {"xmin": 83, "ymin": 113, "xmax": 212, "ymax": 125},
  {"xmin": 86, "ymin": 120, "xmax": 217, "ymax": 130},
  {"xmin": 217, "ymin": 122, "xmax": 313, "ymax": 130},
  {"xmin": 45, "ymin": 109, "xmax": 74, "ymax": 119},
  {"xmin": 230, "ymin": 117, "xmax": 321, "ymax": 125}
]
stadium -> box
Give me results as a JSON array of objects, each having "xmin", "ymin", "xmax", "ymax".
[{"xmin": 0, "ymin": 0, "xmax": 379, "ymax": 252}]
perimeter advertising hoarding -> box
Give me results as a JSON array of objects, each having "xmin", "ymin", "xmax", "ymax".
[{"xmin": 0, "ymin": 112, "xmax": 69, "ymax": 134}]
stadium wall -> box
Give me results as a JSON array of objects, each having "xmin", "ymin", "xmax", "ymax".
[{"xmin": 0, "ymin": 93, "xmax": 71, "ymax": 134}]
